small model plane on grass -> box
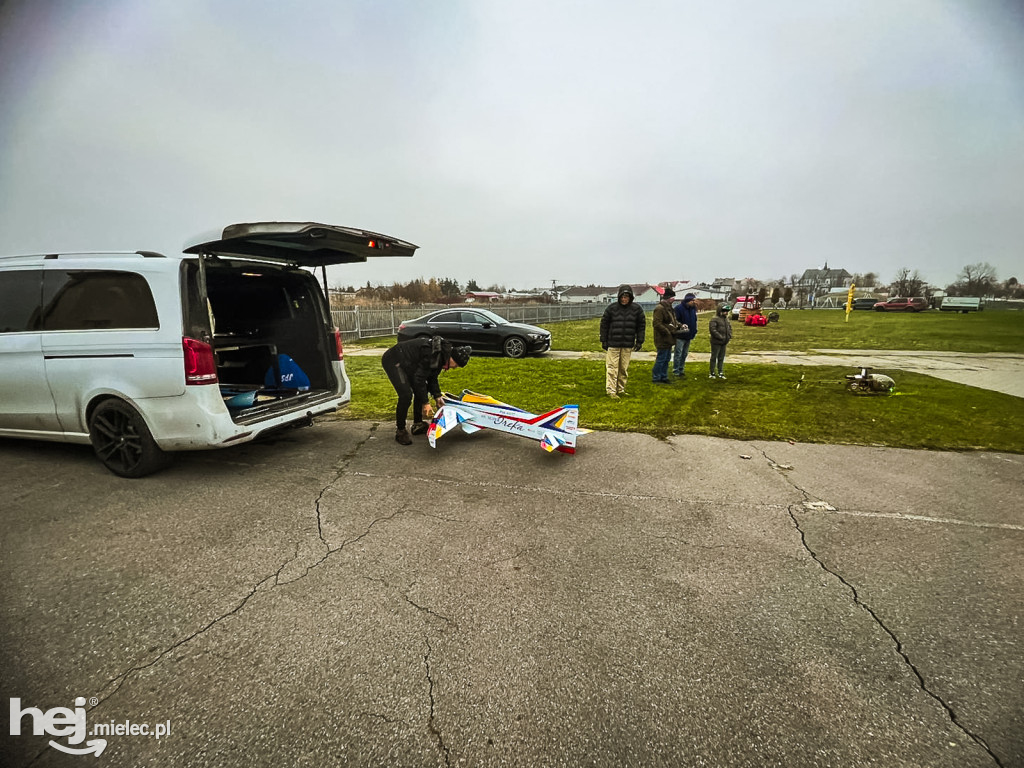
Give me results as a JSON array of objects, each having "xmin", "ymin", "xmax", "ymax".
[{"xmin": 427, "ymin": 390, "xmax": 591, "ymax": 454}]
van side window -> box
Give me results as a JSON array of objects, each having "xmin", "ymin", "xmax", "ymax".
[
  {"xmin": 0, "ymin": 270, "xmax": 43, "ymax": 332},
  {"xmin": 41, "ymin": 271, "xmax": 159, "ymax": 330}
]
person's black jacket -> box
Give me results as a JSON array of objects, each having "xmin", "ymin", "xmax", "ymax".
[
  {"xmin": 382, "ymin": 336, "xmax": 453, "ymax": 401},
  {"xmin": 600, "ymin": 285, "xmax": 646, "ymax": 349}
]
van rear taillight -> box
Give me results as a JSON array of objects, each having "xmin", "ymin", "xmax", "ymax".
[
  {"xmin": 332, "ymin": 329, "xmax": 344, "ymax": 360},
  {"xmin": 183, "ymin": 337, "xmax": 218, "ymax": 385}
]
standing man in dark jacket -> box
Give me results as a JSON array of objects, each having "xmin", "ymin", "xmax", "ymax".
[
  {"xmin": 651, "ymin": 286, "xmax": 678, "ymax": 384},
  {"xmin": 707, "ymin": 303, "xmax": 733, "ymax": 379},
  {"xmin": 599, "ymin": 284, "xmax": 646, "ymax": 399},
  {"xmin": 381, "ymin": 336, "xmax": 472, "ymax": 445},
  {"xmin": 673, "ymin": 293, "xmax": 698, "ymax": 378}
]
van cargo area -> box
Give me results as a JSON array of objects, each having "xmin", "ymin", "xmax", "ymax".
[{"xmin": 185, "ymin": 259, "xmax": 341, "ymax": 424}]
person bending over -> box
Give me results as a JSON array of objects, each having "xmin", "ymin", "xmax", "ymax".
[{"xmin": 381, "ymin": 336, "xmax": 471, "ymax": 445}]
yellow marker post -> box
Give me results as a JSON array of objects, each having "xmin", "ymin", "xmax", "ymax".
[{"xmin": 844, "ymin": 283, "xmax": 856, "ymax": 322}]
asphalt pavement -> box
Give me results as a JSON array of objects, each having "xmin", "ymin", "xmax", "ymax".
[{"xmin": 1, "ymin": 419, "xmax": 1021, "ymax": 767}]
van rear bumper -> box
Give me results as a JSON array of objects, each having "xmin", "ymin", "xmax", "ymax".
[{"xmin": 139, "ymin": 386, "xmax": 347, "ymax": 451}]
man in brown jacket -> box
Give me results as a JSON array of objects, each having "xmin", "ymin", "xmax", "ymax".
[{"xmin": 651, "ymin": 287, "xmax": 678, "ymax": 384}]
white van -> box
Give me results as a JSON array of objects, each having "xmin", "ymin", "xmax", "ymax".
[
  {"xmin": 940, "ymin": 296, "xmax": 982, "ymax": 313},
  {"xmin": 0, "ymin": 222, "xmax": 416, "ymax": 476}
]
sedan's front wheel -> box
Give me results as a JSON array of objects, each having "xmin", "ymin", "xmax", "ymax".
[{"xmin": 503, "ymin": 336, "xmax": 527, "ymax": 359}]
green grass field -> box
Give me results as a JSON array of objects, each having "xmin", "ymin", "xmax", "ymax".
[
  {"xmin": 546, "ymin": 308, "xmax": 1024, "ymax": 354},
  {"xmin": 338, "ymin": 310, "xmax": 1024, "ymax": 452}
]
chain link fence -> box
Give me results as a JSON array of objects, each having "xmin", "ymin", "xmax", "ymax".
[{"xmin": 331, "ymin": 302, "xmax": 609, "ymax": 341}]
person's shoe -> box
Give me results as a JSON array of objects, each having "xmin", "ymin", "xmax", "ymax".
[
  {"xmin": 609, "ymin": 392, "xmax": 619, "ymax": 399},
  {"xmin": 678, "ymin": 372, "xmax": 687, "ymax": 380},
  {"xmin": 410, "ymin": 422, "xmax": 428, "ymax": 435},
  {"xmin": 654, "ymin": 379, "xmax": 671, "ymax": 384},
  {"xmin": 709, "ymin": 374, "xmax": 716, "ymax": 379},
  {"xmin": 395, "ymin": 428, "xmax": 412, "ymax": 445},
  {"xmin": 717, "ymin": 373, "xmax": 726, "ymax": 379},
  {"xmin": 618, "ymin": 390, "xmax": 630, "ymax": 397}
]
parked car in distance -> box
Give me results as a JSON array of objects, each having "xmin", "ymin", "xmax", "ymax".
[
  {"xmin": 397, "ymin": 308, "xmax": 551, "ymax": 359},
  {"xmin": 730, "ymin": 296, "xmax": 760, "ymax": 320},
  {"xmin": 873, "ymin": 297, "xmax": 929, "ymax": 312},
  {"xmin": 850, "ymin": 297, "xmax": 881, "ymax": 310},
  {"xmin": 0, "ymin": 221, "xmax": 417, "ymax": 477},
  {"xmin": 940, "ymin": 296, "xmax": 983, "ymax": 313}
]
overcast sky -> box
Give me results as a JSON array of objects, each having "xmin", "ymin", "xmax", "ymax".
[{"xmin": 1, "ymin": 0, "xmax": 1022, "ymax": 291}]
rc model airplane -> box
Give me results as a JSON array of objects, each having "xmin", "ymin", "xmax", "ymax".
[{"xmin": 427, "ymin": 390, "xmax": 591, "ymax": 454}]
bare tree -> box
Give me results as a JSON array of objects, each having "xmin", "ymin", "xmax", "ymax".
[
  {"xmin": 949, "ymin": 262, "xmax": 998, "ymax": 297},
  {"xmin": 889, "ymin": 267, "xmax": 926, "ymax": 298},
  {"xmin": 739, "ymin": 278, "xmax": 762, "ymax": 296},
  {"xmin": 852, "ymin": 272, "xmax": 878, "ymax": 288}
]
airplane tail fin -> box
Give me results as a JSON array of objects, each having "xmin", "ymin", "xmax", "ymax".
[{"xmin": 536, "ymin": 406, "xmax": 580, "ymax": 453}]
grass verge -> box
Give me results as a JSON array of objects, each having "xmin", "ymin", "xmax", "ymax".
[
  {"xmin": 338, "ymin": 356, "xmax": 1024, "ymax": 453},
  {"xmin": 544, "ymin": 309, "xmax": 1024, "ymax": 354}
]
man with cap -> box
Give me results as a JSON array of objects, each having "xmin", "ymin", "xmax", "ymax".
[
  {"xmin": 651, "ymin": 286, "xmax": 679, "ymax": 384},
  {"xmin": 381, "ymin": 336, "xmax": 472, "ymax": 445},
  {"xmin": 673, "ymin": 292, "xmax": 699, "ymax": 378}
]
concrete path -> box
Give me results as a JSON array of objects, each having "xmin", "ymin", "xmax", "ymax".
[{"xmin": 347, "ymin": 347, "xmax": 1024, "ymax": 399}]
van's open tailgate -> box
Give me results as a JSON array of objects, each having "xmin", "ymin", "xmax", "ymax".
[{"xmin": 184, "ymin": 222, "xmax": 417, "ymax": 267}]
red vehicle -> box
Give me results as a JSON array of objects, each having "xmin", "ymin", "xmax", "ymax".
[
  {"xmin": 873, "ymin": 297, "xmax": 929, "ymax": 312},
  {"xmin": 730, "ymin": 296, "xmax": 760, "ymax": 320}
]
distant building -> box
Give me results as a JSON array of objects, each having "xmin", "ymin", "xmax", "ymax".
[
  {"xmin": 464, "ymin": 291, "xmax": 501, "ymax": 302},
  {"xmin": 669, "ymin": 280, "xmax": 693, "ymax": 295},
  {"xmin": 711, "ymin": 277, "xmax": 738, "ymax": 294},
  {"xmin": 560, "ymin": 286, "xmax": 610, "ymax": 303},
  {"xmin": 632, "ymin": 285, "xmax": 662, "ymax": 303},
  {"xmin": 687, "ymin": 283, "xmax": 730, "ymax": 301},
  {"xmin": 797, "ymin": 264, "xmax": 853, "ymax": 297}
]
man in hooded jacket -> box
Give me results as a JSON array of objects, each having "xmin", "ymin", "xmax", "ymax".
[{"xmin": 599, "ymin": 284, "xmax": 646, "ymax": 398}]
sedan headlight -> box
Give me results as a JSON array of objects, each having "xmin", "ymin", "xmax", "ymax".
[{"xmin": 527, "ymin": 333, "xmax": 546, "ymax": 341}]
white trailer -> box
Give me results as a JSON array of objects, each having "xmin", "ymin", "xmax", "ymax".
[{"xmin": 940, "ymin": 296, "xmax": 982, "ymax": 313}]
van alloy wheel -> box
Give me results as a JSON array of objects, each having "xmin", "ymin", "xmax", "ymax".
[{"xmin": 88, "ymin": 400, "xmax": 170, "ymax": 478}]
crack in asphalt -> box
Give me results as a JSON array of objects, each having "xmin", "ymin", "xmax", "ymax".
[
  {"xmin": 361, "ymin": 575, "xmax": 456, "ymax": 629},
  {"xmin": 424, "ymin": 636, "xmax": 452, "ymax": 768},
  {"xmin": 757, "ymin": 448, "xmax": 1005, "ymax": 767},
  {"xmin": 360, "ymin": 573, "xmax": 456, "ymax": 760},
  {"xmin": 91, "ymin": 426, "xmax": 402, "ymax": 713}
]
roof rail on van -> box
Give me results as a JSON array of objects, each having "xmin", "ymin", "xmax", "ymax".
[{"xmin": 21, "ymin": 251, "xmax": 167, "ymax": 259}]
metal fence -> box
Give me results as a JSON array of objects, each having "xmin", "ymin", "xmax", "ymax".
[{"xmin": 331, "ymin": 302, "xmax": 608, "ymax": 341}]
